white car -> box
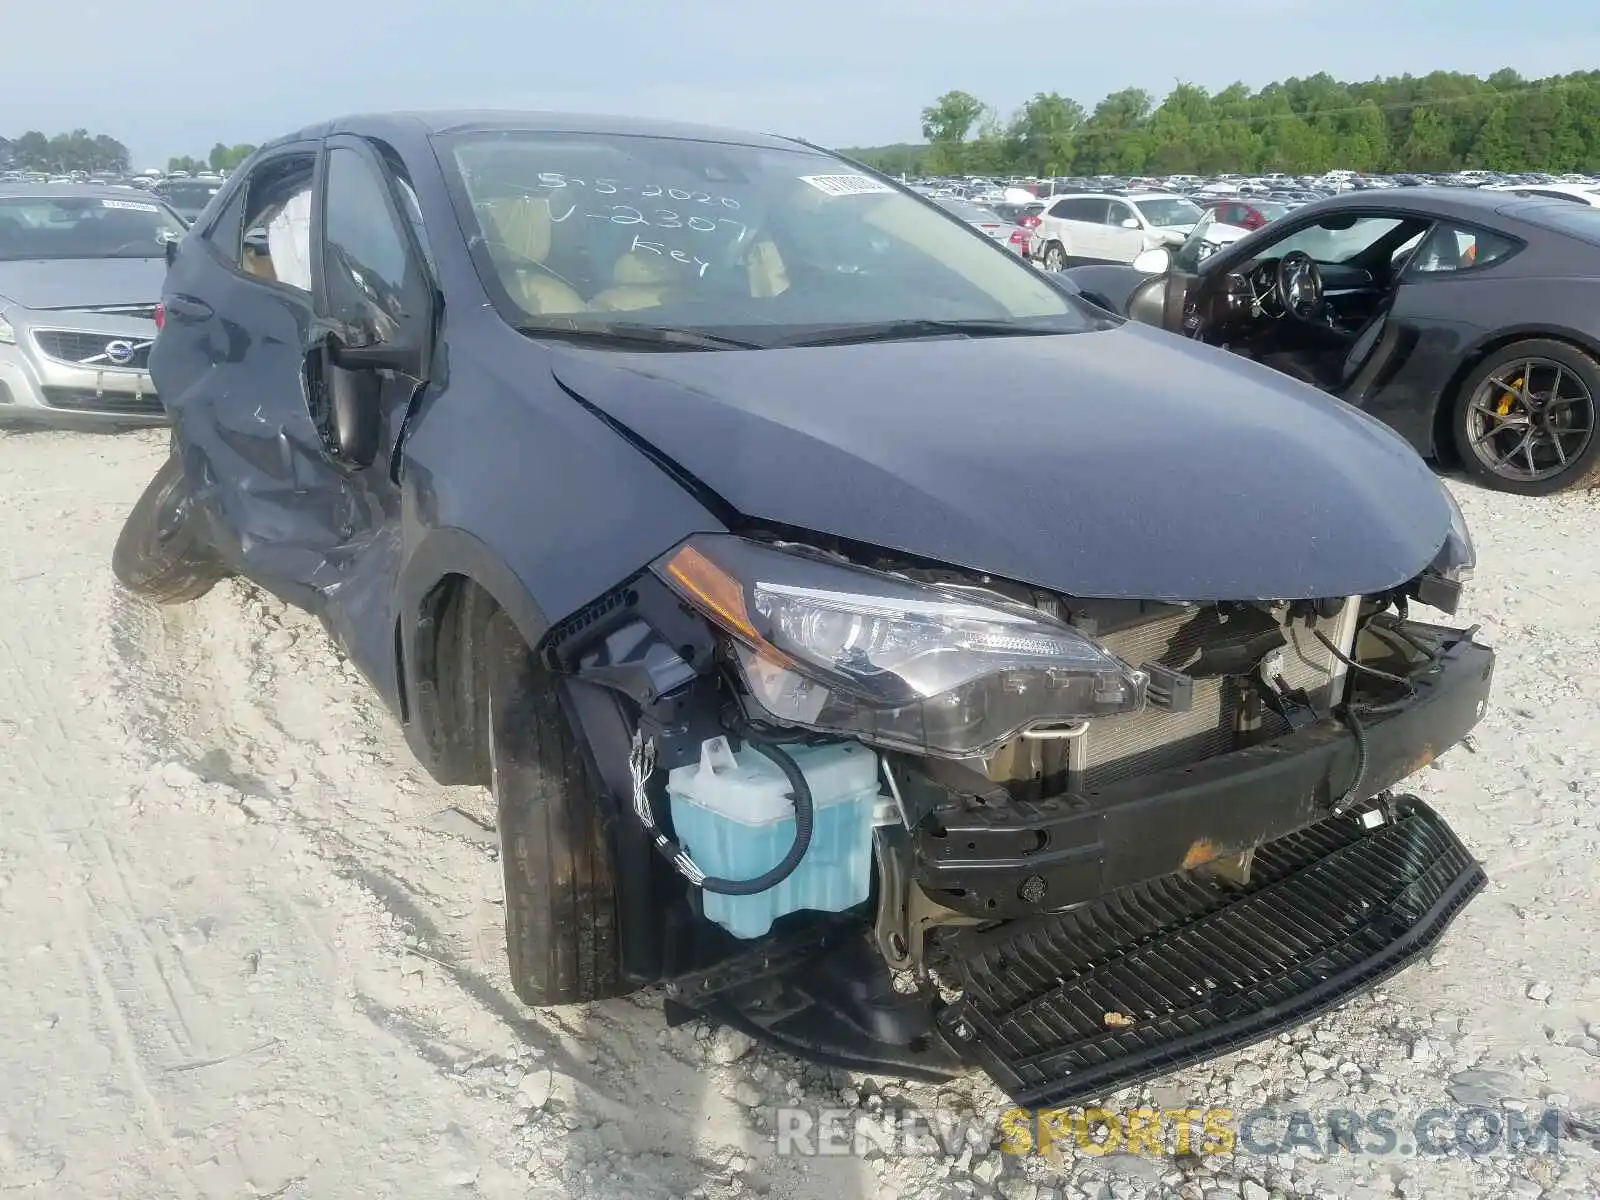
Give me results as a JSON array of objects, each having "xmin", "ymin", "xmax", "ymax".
[
  {"xmin": 1030, "ymin": 191, "xmax": 1205, "ymax": 270},
  {"xmin": 1483, "ymin": 182, "xmax": 1600, "ymax": 207}
]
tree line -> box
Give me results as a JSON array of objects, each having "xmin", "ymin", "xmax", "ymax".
[
  {"xmin": 1, "ymin": 130, "xmax": 257, "ymax": 175},
  {"xmin": 840, "ymin": 68, "xmax": 1600, "ymax": 178}
]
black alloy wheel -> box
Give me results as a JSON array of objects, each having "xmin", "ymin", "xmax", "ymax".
[{"xmin": 1454, "ymin": 341, "xmax": 1600, "ymax": 494}]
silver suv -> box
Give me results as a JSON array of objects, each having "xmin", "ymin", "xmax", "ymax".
[{"xmin": 0, "ymin": 185, "xmax": 184, "ymax": 427}]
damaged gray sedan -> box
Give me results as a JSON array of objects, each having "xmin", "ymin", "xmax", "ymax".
[{"xmin": 113, "ymin": 111, "xmax": 1493, "ymax": 1107}]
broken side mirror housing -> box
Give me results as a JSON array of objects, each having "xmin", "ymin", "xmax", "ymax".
[
  {"xmin": 1133, "ymin": 246, "xmax": 1172, "ymax": 274},
  {"xmin": 306, "ymin": 337, "xmax": 419, "ymax": 469}
]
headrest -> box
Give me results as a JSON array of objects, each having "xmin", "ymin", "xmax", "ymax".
[
  {"xmin": 612, "ymin": 251, "xmax": 673, "ymax": 285},
  {"xmin": 479, "ymin": 194, "xmax": 551, "ymax": 263}
]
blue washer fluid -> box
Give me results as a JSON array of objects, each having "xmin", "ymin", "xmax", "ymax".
[{"xmin": 666, "ymin": 736, "xmax": 881, "ymax": 939}]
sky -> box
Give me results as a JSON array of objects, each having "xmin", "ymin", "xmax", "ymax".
[{"xmin": 3, "ymin": 0, "xmax": 1599, "ymax": 167}]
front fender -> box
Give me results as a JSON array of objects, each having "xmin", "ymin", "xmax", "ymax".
[
  {"xmin": 1059, "ymin": 263, "xmax": 1148, "ymax": 317},
  {"xmin": 393, "ymin": 325, "xmax": 725, "ymax": 778}
]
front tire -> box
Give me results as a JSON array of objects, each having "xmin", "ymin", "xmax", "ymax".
[
  {"xmin": 112, "ymin": 451, "xmax": 228, "ymax": 603},
  {"xmin": 1452, "ymin": 339, "xmax": 1600, "ymax": 495},
  {"xmin": 480, "ymin": 601, "xmax": 624, "ymax": 1006}
]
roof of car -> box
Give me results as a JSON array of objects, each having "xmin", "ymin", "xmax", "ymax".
[
  {"xmin": 0, "ymin": 182, "xmax": 171, "ymax": 203},
  {"xmin": 1308, "ymin": 185, "xmax": 1533, "ymax": 219},
  {"xmin": 267, "ymin": 111, "xmax": 805, "ymax": 154}
]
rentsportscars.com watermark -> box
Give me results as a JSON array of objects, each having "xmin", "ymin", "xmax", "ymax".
[{"xmin": 774, "ymin": 1105, "xmax": 1565, "ymax": 1159}]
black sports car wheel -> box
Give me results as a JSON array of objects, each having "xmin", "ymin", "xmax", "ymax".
[
  {"xmin": 1453, "ymin": 340, "xmax": 1600, "ymax": 495},
  {"xmin": 479, "ymin": 599, "xmax": 625, "ymax": 1006},
  {"xmin": 112, "ymin": 452, "xmax": 229, "ymax": 603}
]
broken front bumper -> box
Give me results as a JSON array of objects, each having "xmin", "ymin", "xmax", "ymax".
[
  {"xmin": 666, "ymin": 622, "xmax": 1491, "ymax": 1105},
  {"xmin": 913, "ymin": 621, "xmax": 1493, "ymax": 919},
  {"xmin": 938, "ymin": 795, "xmax": 1484, "ymax": 1105}
]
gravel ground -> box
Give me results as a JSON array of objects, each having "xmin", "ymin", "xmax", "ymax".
[{"xmin": 0, "ymin": 426, "xmax": 1597, "ymax": 1200}]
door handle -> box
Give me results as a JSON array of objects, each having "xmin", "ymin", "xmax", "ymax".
[{"xmin": 163, "ymin": 295, "xmax": 213, "ymax": 320}]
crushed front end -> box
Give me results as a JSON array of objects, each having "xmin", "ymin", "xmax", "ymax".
[{"xmin": 553, "ymin": 529, "xmax": 1491, "ymax": 1105}]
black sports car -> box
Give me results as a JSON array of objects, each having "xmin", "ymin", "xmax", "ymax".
[
  {"xmin": 115, "ymin": 112, "xmax": 1492, "ymax": 1108},
  {"xmin": 1065, "ymin": 188, "xmax": 1600, "ymax": 494}
]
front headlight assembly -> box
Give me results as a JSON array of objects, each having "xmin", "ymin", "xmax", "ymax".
[
  {"xmin": 1412, "ymin": 487, "xmax": 1475, "ymax": 613},
  {"xmin": 652, "ymin": 535, "xmax": 1147, "ymax": 759}
]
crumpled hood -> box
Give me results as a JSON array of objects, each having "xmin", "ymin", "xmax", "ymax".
[
  {"xmin": 0, "ymin": 257, "xmax": 166, "ymax": 310},
  {"xmin": 549, "ymin": 323, "xmax": 1454, "ymax": 601}
]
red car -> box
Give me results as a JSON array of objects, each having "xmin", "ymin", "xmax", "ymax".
[{"xmin": 1203, "ymin": 198, "xmax": 1290, "ymax": 232}]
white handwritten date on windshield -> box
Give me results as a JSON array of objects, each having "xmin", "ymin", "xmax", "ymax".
[{"xmin": 535, "ymin": 172, "xmax": 742, "ymax": 209}]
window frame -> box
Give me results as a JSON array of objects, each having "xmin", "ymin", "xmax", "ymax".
[
  {"xmin": 312, "ymin": 133, "xmax": 437, "ymax": 354},
  {"xmin": 1103, "ymin": 199, "xmax": 1136, "ymax": 228},
  {"xmin": 1062, "ymin": 197, "xmax": 1110, "ymax": 223},
  {"xmin": 198, "ymin": 141, "xmax": 321, "ymax": 296},
  {"xmin": 1398, "ymin": 217, "xmax": 1525, "ymax": 282}
]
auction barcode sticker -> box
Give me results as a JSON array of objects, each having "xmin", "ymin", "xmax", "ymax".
[
  {"xmin": 798, "ymin": 174, "xmax": 895, "ymax": 197},
  {"xmin": 101, "ymin": 199, "xmax": 161, "ymax": 212}
]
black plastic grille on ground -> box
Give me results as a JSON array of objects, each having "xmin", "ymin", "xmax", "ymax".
[{"xmin": 937, "ymin": 797, "xmax": 1484, "ymax": 1106}]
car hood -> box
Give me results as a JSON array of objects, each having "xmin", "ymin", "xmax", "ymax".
[
  {"xmin": 0, "ymin": 257, "xmax": 166, "ymax": 310},
  {"xmin": 548, "ymin": 324, "xmax": 1454, "ymax": 602}
]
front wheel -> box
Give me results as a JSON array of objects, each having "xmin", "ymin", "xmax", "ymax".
[
  {"xmin": 479, "ymin": 598, "xmax": 625, "ymax": 1006},
  {"xmin": 1452, "ymin": 340, "xmax": 1600, "ymax": 495},
  {"xmin": 1042, "ymin": 242, "xmax": 1067, "ymax": 272},
  {"xmin": 112, "ymin": 451, "xmax": 229, "ymax": 603}
]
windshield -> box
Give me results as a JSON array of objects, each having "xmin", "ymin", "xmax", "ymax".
[
  {"xmin": 438, "ymin": 130, "xmax": 1090, "ymax": 347},
  {"xmin": 1265, "ymin": 216, "xmax": 1407, "ymax": 264},
  {"xmin": 0, "ymin": 195, "xmax": 186, "ymax": 261},
  {"xmin": 1134, "ymin": 197, "xmax": 1202, "ymax": 227}
]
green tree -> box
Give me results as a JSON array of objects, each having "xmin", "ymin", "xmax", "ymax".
[
  {"xmin": 1073, "ymin": 88, "xmax": 1153, "ymax": 174},
  {"xmin": 875, "ymin": 65, "xmax": 1600, "ymax": 179},
  {"xmin": 1008, "ymin": 92, "xmax": 1085, "ymax": 176},
  {"xmin": 209, "ymin": 142, "xmax": 258, "ymax": 172},
  {"xmin": 920, "ymin": 90, "xmax": 988, "ymax": 173}
]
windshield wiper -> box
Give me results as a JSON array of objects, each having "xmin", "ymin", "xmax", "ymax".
[
  {"xmin": 514, "ymin": 322, "xmax": 764, "ymax": 351},
  {"xmin": 773, "ymin": 318, "xmax": 1072, "ymax": 348}
]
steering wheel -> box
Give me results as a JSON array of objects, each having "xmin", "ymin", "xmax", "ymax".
[
  {"xmin": 1276, "ymin": 250, "xmax": 1324, "ymax": 321},
  {"xmin": 482, "ymin": 239, "xmax": 582, "ymax": 294}
]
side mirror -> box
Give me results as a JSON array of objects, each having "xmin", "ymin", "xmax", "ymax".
[
  {"xmin": 164, "ymin": 237, "xmax": 180, "ymax": 268},
  {"xmin": 1133, "ymin": 246, "xmax": 1172, "ymax": 274},
  {"xmin": 1121, "ymin": 217, "xmax": 1141, "ymax": 229},
  {"xmin": 305, "ymin": 340, "xmax": 390, "ymax": 468}
]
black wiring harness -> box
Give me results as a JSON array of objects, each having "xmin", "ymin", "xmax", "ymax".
[{"xmin": 1313, "ymin": 613, "xmax": 1477, "ymax": 816}]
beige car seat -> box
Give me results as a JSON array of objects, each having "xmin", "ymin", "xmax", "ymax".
[
  {"xmin": 590, "ymin": 237, "xmax": 791, "ymax": 312},
  {"xmin": 478, "ymin": 195, "xmax": 586, "ymax": 315},
  {"xmin": 241, "ymin": 236, "xmax": 277, "ymax": 282},
  {"xmin": 746, "ymin": 238, "xmax": 789, "ymax": 298},
  {"xmin": 590, "ymin": 251, "xmax": 678, "ymax": 311}
]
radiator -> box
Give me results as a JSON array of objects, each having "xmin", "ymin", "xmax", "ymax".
[{"xmin": 1072, "ymin": 599, "xmax": 1359, "ymax": 792}]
